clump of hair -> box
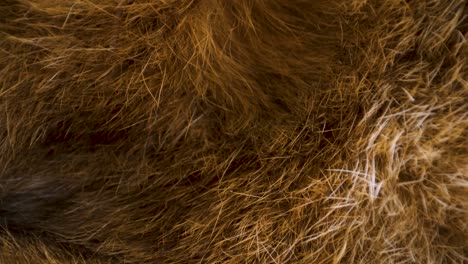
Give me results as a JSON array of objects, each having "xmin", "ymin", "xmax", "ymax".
[{"xmin": 0, "ymin": 0, "xmax": 466, "ymax": 263}]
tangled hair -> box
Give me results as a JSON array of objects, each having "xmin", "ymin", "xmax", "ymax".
[{"xmin": 0, "ymin": 0, "xmax": 467, "ymax": 263}]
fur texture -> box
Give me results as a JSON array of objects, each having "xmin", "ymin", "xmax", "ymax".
[{"xmin": 0, "ymin": 0, "xmax": 467, "ymax": 263}]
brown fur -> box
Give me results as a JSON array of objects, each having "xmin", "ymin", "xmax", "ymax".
[{"xmin": 0, "ymin": 0, "xmax": 467, "ymax": 263}]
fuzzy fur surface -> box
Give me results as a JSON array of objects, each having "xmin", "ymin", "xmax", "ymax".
[{"xmin": 0, "ymin": 0, "xmax": 467, "ymax": 263}]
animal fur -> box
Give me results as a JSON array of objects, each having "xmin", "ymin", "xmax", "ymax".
[{"xmin": 0, "ymin": 0, "xmax": 467, "ymax": 263}]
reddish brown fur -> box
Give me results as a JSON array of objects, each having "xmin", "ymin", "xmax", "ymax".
[{"xmin": 0, "ymin": 0, "xmax": 467, "ymax": 263}]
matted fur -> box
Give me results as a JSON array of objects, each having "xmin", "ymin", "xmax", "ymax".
[{"xmin": 0, "ymin": 0, "xmax": 466, "ymax": 263}]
